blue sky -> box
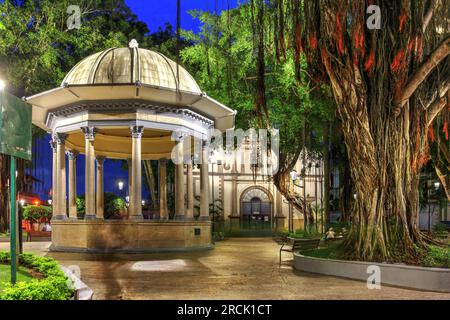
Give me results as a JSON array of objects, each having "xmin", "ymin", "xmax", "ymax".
[{"xmin": 125, "ymin": 0, "xmax": 240, "ymax": 33}]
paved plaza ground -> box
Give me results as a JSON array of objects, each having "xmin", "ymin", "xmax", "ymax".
[{"xmin": 1, "ymin": 238, "xmax": 450, "ymax": 300}]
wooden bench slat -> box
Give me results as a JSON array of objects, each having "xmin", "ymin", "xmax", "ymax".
[{"xmin": 279, "ymin": 237, "xmax": 321, "ymax": 265}]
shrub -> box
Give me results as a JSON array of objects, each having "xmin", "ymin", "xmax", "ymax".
[
  {"xmin": 77, "ymin": 193, "xmax": 127, "ymax": 219},
  {"xmin": 422, "ymin": 245, "xmax": 450, "ymax": 268},
  {"xmin": 22, "ymin": 205, "xmax": 52, "ymax": 223},
  {"xmin": 104, "ymin": 193, "xmax": 127, "ymax": 219},
  {"xmin": 0, "ymin": 252, "xmax": 74, "ymax": 300},
  {"xmin": 76, "ymin": 196, "xmax": 85, "ymax": 218}
]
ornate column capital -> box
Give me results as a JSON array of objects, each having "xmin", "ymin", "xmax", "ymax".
[
  {"xmin": 54, "ymin": 133, "xmax": 68, "ymax": 145},
  {"xmin": 96, "ymin": 155, "xmax": 106, "ymax": 165},
  {"xmin": 173, "ymin": 131, "xmax": 189, "ymax": 143},
  {"xmin": 130, "ymin": 126, "xmax": 144, "ymax": 138},
  {"xmin": 81, "ymin": 126, "xmax": 96, "ymax": 140},
  {"xmin": 66, "ymin": 150, "xmax": 79, "ymax": 160},
  {"xmin": 202, "ymin": 139, "xmax": 210, "ymax": 149},
  {"xmin": 49, "ymin": 139, "xmax": 57, "ymax": 153}
]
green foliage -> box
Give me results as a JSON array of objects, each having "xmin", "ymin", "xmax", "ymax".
[
  {"xmin": 284, "ymin": 228, "xmax": 322, "ymax": 239},
  {"xmin": 422, "ymin": 246, "xmax": 450, "ymax": 268},
  {"xmin": 76, "ymin": 196, "xmax": 86, "ymax": 218},
  {"xmin": 0, "ymin": 0, "xmax": 149, "ymax": 97},
  {"xmin": 0, "ymin": 264, "xmax": 33, "ymax": 292},
  {"xmin": 104, "ymin": 193, "xmax": 127, "ymax": 219},
  {"xmin": 301, "ymin": 243, "xmax": 344, "ymax": 260},
  {"xmin": 434, "ymin": 223, "xmax": 449, "ymax": 234},
  {"xmin": 181, "ymin": 5, "xmax": 335, "ymax": 158},
  {"xmin": 22, "ymin": 205, "xmax": 52, "ymax": 222},
  {"xmin": 77, "ymin": 193, "xmax": 126, "ymax": 219},
  {"xmin": 0, "ymin": 252, "xmax": 74, "ymax": 300}
]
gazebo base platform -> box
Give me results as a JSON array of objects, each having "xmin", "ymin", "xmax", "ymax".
[{"xmin": 50, "ymin": 220, "xmax": 212, "ymax": 253}]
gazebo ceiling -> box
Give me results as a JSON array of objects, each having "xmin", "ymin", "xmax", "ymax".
[
  {"xmin": 25, "ymin": 41, "xmax": 236, "ymax": 133},
  {"xmin": 64, "ymin": 127, "xmax": 195, "ymax": 160}
]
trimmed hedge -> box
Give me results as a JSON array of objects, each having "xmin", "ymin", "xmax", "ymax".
[
  {"xmin": 0, "ymin": 252, "xmax": 74, "ymax": 300},
  {"xmin": 22, "ymin": 205, "xmax": 52, "ymax": 223}
]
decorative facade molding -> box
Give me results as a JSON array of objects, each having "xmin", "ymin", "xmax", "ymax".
[{"xmin": 47, "ymin": 101, "xmax": 214, "ymax": 129}]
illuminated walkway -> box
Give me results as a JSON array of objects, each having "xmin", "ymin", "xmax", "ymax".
[{"xmin": 2, "ymin": 238, "xmax": 450, "ymax": 300}]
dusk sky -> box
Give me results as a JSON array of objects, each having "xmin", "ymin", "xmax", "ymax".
[{"xmin": 32, "ymin": 0, "xmax": 240, "ymax": 202}]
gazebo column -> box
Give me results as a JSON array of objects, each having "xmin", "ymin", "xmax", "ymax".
[
  {"xmin": 66, "ymin": 150, "xmax": 79, "ymax": 220},
  {"xmin": 50, "ymin": 139, "xmax": 58, "ymax": 217},
  {"xmin": 54, "ymin": 133, "xmax": 68, "ymax": 220},
  {"xmin": 82, "ymin": 127, "xmax": 96, "ymax": 219},
  {"xmin": 159, "ymin": 159, "xmax": 168, "ymax": 220},
  {"xmin": 130, "ymin": 126, "xmax": 144, "ymax": 220},
  {"xmin": 127, "ymin": 158, "xmax": 132, "ymax": 199},
  {"xmin": 96, "ymin": 156, "xmax": 106, "ymax": 220},
  {"xmin": 199, "ymin": 140, "xmax": 210, "ymax": 220},
  {"xmin": 186, "ymin": 161, "xmax": 194, "ymax": 220},
  {"xmin": 174, "ymin": 135, "xmax": 186, "ymax": 220}
]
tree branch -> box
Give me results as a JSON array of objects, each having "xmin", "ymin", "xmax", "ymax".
[
  {"xmin": 422, "ymin": 0, "xmax": 437, "ymax": 33},
  {"xmin": 435, "ymin": 165, "xmax": 450, "ymax": 201},
  {"xmin": 395, "ymin": 36, "xmax": 450, "ymax": 113},
  {"xmin": 427, "ymin": 84, "xmax": 449, "ymax": 126}
]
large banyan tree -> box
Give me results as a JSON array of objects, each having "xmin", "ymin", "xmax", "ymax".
[{"xmin": 287, "ymin": 0, "xmax": 450, "ymax": 261}]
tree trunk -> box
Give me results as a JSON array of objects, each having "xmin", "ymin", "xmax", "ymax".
[
  {"xmin": 323, "ymin": 121, "xmax": 330, "ymax": 226},
  {"xmin": 143, "ymin": 160, "xmax": 157, "ymax": 209},
  {"xmin": 336, "ymin": 82, "xmax": 424, "ymax": 261},
  {"xmin": 339, "ymin": 159, "xmax": 353, "ymax": 222}
]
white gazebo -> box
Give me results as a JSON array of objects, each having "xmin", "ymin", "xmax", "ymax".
[{"xmin": 25, "ymin": 40, "xmax": 236, "ymax": 252}]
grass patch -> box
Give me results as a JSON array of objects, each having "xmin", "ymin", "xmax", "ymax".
[{"xmin": 0, "ymin": 264, "xmax": 33, "ymax": 293}]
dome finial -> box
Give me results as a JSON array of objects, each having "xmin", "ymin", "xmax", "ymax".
[{"xmin": 129, "ymin": 39, "xmax": 139, "ymax": 48}]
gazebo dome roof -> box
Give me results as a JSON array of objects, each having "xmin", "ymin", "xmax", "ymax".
[
  {"xmin": 61, "ymin": 43, "xmax": 201, "ymax": 94},
  {"xmin": 26, "ymin": 40, "xmax": 236, "ymax": 134}
]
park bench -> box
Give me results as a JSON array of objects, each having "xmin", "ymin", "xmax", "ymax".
[
  {"xmin": 279, "ymin": 237, "xmax": 321, "ymax": 265},
  {"xmin": 272, "ymin": 234, "xmax": 287, "ymax": 245},
  {"xmin": 26, "ymin": 230, "xmax": 51, "ymax": 242}
]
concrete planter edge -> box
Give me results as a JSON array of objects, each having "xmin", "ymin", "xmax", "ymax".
[
  {"xmin": 293, "ymin": 253, "xmax": 450, "ymax": 293},
  {"xmin": 60, "ymin": 266, "xmax": 94, "ymax": 300}
]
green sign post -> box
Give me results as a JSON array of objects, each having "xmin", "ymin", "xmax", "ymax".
[{"xmin": 0, "ymin": 89, "xmax": 32, "ymax": 285}]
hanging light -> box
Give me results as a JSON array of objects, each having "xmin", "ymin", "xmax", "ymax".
[
  {"xmin": 142, "ymin": 200, "xmax": 146, "ymax": 206},
  {"xmin": 118, "ymin": 181, "xmax": 124, "ymax": 191},
  {"xmin": 19, "ymin": 199, "xmax": 25, "ymax": 207},
  {"xmin": 434, "ymin": 182, "xmax": 440, "ymax": 190},
  {"xmin": 48, "ymin": 199, "xmax": 52, "ymax": 205},
  {"xmin": 125, "ymin": 196, "xmax": 130, "ymax": 203}
]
